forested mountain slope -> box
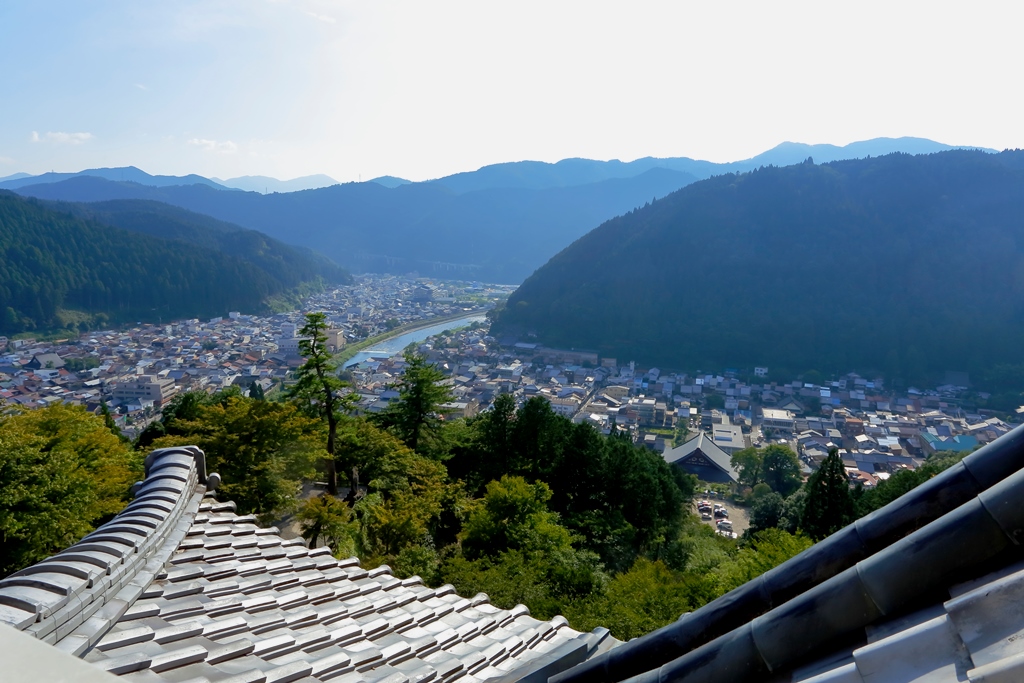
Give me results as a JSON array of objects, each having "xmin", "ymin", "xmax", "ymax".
[
  {"xmin": 49, "ymin": 199, "xmax": 349, "ymax": 290},
  {"xmin": 492, "ymin": 150, "xmax": 1024, "ymax": 383},
  {"xmin": 0, "ymin": 192, "xmax": 326, "ymax": 334}
]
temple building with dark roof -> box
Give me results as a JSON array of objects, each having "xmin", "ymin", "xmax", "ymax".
[{"xmin": 661, "ymin": 431, "xmax": 740, "ymax": 484}]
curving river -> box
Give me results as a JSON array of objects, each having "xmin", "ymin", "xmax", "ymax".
[{"xmin": 343, "ymin": 314, "xmax": 487, "ymax": 367}]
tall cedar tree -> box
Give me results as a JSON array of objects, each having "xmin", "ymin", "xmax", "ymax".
[
  {"xmin": 801, "ymin": 448, "xmax": 855, "ymax": 540},
  {"xmin": 290, "ymin": 312, "xmax": 352, "ymax": 495},
  {"xmin": 372, "ymin": 351, "xmax": 453, "ymax": 455}
]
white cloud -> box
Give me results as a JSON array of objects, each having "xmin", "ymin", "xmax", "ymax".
[
  {"xmin": 188, "ymin": 138, "xmax": 238, "ymax": 154},
  {"xmin": 134, "ymin": 83, "xmax": 149, "ymax": 90},
  {"xmin": 0, "ymin": 156, "xmax": 14, "ymax": 165},
  {"xmin": 30, "ymin": 131, "xmax": 94, "ymax": 145}
]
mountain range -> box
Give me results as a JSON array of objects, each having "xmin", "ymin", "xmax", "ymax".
[
  {"xmin": 491, "ymin": 149, "xmax": 1024, "ymax": 383},
  {"xmin": 0, "ymin": 192, "xmax": 349, "ymax": 334},
  {"xmin": 210, "ymin": 174, "xmax": 339, "ymax": 193},
  {"xmin": 5, "ymin": 138, "xmax": 992, "ymax": 284}
]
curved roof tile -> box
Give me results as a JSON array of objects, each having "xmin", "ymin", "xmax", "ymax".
[{"xmin": 0, "ymin": 446, "xmax": 617, "ymax": 682}]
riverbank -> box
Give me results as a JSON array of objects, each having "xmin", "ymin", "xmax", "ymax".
[{"xmin": 334, "ymin": 310, "xmax": 489, "ymax": 366}]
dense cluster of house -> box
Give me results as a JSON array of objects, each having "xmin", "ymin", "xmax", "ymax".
[
  {"xmin": 1, "ymin": 271, "xmax": 1013, "ymax": 490},
  {"xmin": 0, "ymin": 276, "xmax": 500, "ymax": 439},
  {"xmin": 349, "ymin": 332, "xmax": 1018, "ymax": 489}
]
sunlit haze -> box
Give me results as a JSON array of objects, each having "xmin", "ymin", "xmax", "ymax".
[{"xmin": 1, "ymin": 0, "xmax": 1019, "ymax": 182}]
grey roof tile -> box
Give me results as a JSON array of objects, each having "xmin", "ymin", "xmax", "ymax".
[
  {"xmin": 2, "ymin": 445, "xmax": 615, "ymax": 683},
  {"xmin": 214, "ymin": 670, "xmax": 268, "ymax": 683}
]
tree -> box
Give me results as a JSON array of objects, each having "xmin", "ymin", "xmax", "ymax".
[
  {"xmin": 715, "ymin": 528, "xmax": 813, "ymax": 593},
  {"xmin": 460, "ymin": 476, "xmax": 573, "ymax": 559},
  {"xmin": 152, "ymin": 396, "xmax": 321, "ymax": 523},
  {"xmin": 801, "ymin": 448, "xmax": 854, "ymax": 540},
  {"xmin": 564, "ymin": 558, "xmax": 718, "ymax": 641},
  {"xmin": 289, "ymin": 312, "xmax": 353, "ymax": 496},
  {"xmin": 778, "ymin": 488, "xmax": 807, "ymax": 534},
  {"xmin": 372, "ymin": 351, "xmax": 453, "ymax": 456},
  {"xmin": 748, "ymin": 492, "xmax": 785, "ymax": 533},
  {"xmin": 730, "ymin": 447, "xmax": 764, "ymax": 488},
  {"xmin": 297, "ymin": 493, "xmax": 357, "ymax": 556},
  {"xmin": 0, "ymin": 404, "xmax": 138, "ymax": 575},
  {"xmin": 99, "ymin": 399, "xmax": 127, "ymax": 442},
  {"xmin": 761, "ymin": 444, "xmax": 802, "ymax": 496},
  {"xmin": 248, "ymin": 380, "xmax": 265, "ymax": 401}
]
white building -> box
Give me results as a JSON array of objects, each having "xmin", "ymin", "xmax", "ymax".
[{"xmin": 112, "ymin": 375, "xmax": 178, "ymax": 406}]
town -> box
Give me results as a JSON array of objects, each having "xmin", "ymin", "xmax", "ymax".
[{"xmin": 0, "ymin": 275, "xmax": 1015, "ymax": 493}]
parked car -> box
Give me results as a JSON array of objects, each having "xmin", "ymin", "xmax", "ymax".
[
  {"xmin": 717, "ymin": 519, "xmax": 734, "ymax": 532},
  {"xmin": 714, "ymin": 508, "xmax": 729, "ymax": 518}
]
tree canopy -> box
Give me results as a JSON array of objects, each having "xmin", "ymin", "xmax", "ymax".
[{"xmin": 0, "ymin": 404, "xmax": 139, "ymax": 575}]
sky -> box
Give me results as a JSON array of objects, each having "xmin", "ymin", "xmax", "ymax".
[{"xmin": 1, "ymin": 0, "xmax": 1020, "ymax": 183}]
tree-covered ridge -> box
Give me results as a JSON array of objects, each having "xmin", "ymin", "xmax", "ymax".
[
  {"xmin": 493, "ymin": 150, "xmax": 1024, "ymax": 383},
  {"xmin": 49, "ymin": 199, "xmax": 349, "ymax": 290},
  {"xmin": 0, "ymin": 192, "xmax": 334, "ymax": 334}
]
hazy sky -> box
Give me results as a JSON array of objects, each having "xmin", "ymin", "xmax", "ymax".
[{"xmin": 1, "ymin": 1, "xmax": 1019, "ymax": 182}]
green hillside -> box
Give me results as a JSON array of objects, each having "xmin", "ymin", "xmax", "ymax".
[
  {"xmin": 50, "ymin": 198, "xmax": 350, "ymax": 290},
  {"xmin": 0, "ymin": 192, "xmax": 329, "ymax": 334},
  {"xmin": 492, "ymin": 150, "xmax": 1024, "ymax": 384}
]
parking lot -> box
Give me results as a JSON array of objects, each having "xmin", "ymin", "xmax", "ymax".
[{"xmin": 694, "ymin": 498, "xmax": 751, "ymax": 537}]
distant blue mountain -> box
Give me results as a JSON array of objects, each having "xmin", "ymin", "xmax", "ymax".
[
  {"xmin": 0, "ymin": 172, "xmax": 32, "ymax": 183},
  {"xmin": 15, "ymin": 168, "xmax": 696, "ymax": 284},
  {"xmin": 10, "ymin": 137, "xmax": 995, "ymax": 284},
  {"xmin": 738, "ymin": 137, "xmax": 995, "ymax": 168},
  {"xmin": 213, "ymin": 174, "xmax": 338, "ymax": 193},
  {"xmin": 370, "ymin": 176, "xmax": 412, "ymax": 188},
  {"xmin": 0, "ymin": 166, "xmax": 229, "ymax": 191},
  {"xmin": 430, "ymin": 137, "xmax": 995, "ymax": 194}
]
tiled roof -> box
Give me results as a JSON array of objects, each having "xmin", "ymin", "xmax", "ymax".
[
  {"xmin": 661, "ymin": 432, "xmax": 739, "ymax": 481},
  {"xmin": 0, "ymin": 446, "xmax": 617, "ymax": 683},
  {"xmin": 555, "ymin": 424, "xmax": 1024, "ymax": 683}
]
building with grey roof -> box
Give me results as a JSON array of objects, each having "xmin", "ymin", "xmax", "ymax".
[
  {"xmin": 661, "ymin": 432, "xmax": 740, "ymax": 483},
  {"xmin": 0, "ymin": 446, "xmax": 617, "ymax": 683}
]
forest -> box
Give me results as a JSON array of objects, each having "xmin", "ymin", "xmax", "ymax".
[
  {"xmin": 0, "ymin": 192, "xmax": 348, "ymax": 335},
  {"xmin": 1, "ymin": 314, "xmax": 971, "ymax": 639},
  {"xmin": 48, "ymin": 198, "xmax": 349, "ymax": 291},
  {"xmin": 493, "ymin": 150, "xmax": 1024, "ymax": 388}
]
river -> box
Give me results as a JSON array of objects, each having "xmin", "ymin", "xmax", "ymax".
[{"xmin": 343, "ymin": 314, "xmax": 487, "ymax": 367}]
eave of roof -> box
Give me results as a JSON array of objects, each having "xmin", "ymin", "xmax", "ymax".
[
  {"xmin": 0, "ymin": 446, "xmax": 618, "ymax": 682},
  {"xmin": 555, "ymin": 423, "xmax": 1024, "ymax": 683}
]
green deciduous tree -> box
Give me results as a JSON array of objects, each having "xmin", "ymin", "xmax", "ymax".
[
  {"xmin": 762, "ymin": 444, "xmax": 803, "ymax": 496},
  {"xmin": 801, "ymin": 448, "xmax": 854, "ymax": 540},
  {"xmin": 748, "ymin": 491, "xmax": 785, "ymax": 533},
  {"xmin": 0, "ymin": 404, "xmax": 139, "ymax": 575},
  {"xmin": 715, "ymin": 528, "xmax": 813, "ymax": 593},
  {"xmin": 730, "ymin": 447, "xmax": 764, "ymax": 488},
  {"xmin": 461, "ymin": 476, "xmax": 573, "ymax": 559},
  {"xmin": 297, "ymin": 493, "xmax": 357, "ymax": 557},
  {"xmin": 564, "ymin": 558, "xmax": 719, "ymax": 641},
  {"xmin": 152, "ymin": 396, "xmax": 322, "ymax": 524}
]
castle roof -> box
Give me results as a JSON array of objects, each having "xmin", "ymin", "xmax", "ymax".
[
  {"xmin": 556, "ymin": 424, "xmax": 1024, "ymax": 683},
  {"xmin": 0, "ymin": 446, "xmax": 616, "ymax": 682}
]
